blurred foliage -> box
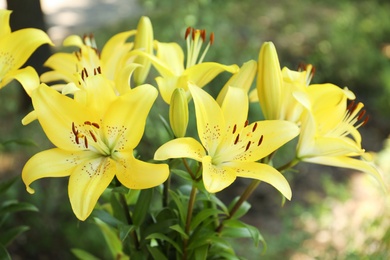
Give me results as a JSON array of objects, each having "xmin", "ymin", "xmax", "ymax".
[{"xmin": 1, "ymin": 0, "xmax": 390, "ymax": 258}]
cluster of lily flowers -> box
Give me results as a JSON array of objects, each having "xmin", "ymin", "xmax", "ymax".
[{"xmin": 0, "ymin": 9, "xmax": 384, "ymax": 226}]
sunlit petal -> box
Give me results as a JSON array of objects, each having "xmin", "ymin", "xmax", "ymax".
[
  {"xmin": 220, "ymin": 87, "xmax": 248, "ymax": 134},
  {"xmin": 154, "ymin": 137, "xmax": 206, "ymax": 162},
  {"xmin": 228, "ymin": 161, "xmax": 292, "ymax": 200},
  {"xmin": 202, "ymin": 156, "xmax": 236, "ymax": 193},
  {"xmin": 3, "ymin": 66, "xmax": 39, "ymax": 95},
  {"xmin": 0, "ymin": 10, "xmax": 11, "ymax": 38}
]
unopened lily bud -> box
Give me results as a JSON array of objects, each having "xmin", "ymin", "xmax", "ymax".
[
  {"xmin": 256, "ymin": 42, "xmax": 283, "ymax": 120},
  {"xmin": 169, "ymin": 88, "xmax": 189, "ymax": 138},
  {"xmin": 216, "ymin": 60, "xmax": 257, "ymax": 105},
  {"xmin": 133, "ymin": 16, "xmax": 153, "ymax": 85}
]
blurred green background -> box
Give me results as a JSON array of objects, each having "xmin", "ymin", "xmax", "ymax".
[{"xmin": 1, "ymin": 0, "xmax": 390, "ymax": 259}]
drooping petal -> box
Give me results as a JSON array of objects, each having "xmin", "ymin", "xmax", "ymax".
[
  {"xmin": 115, "ymin": 151, "xmax": 169, "ymax": 189},
  {"xmin": 154, "ymin": 137, "xmax": 206, "ymax": 162},
  {"xmin": 189, "ymin": 83, "xmax": 225, "ymax": 155},
  {"xmin": 227, "ymin": 161, "xmax": 292, "ymax": 200},
  {"xmin": 22, "ymin": 148, "xmax": 90, "ymax": 194},
  {"xmin": 202, "ymin": 155, "xmax": 236, "ymax": 193},
  {"xmin": 0, "ymin": 28, "xmax": 52, "ymax": 75},
  {"xmin": 31, "ymin": 83, "xmax": 99, "ymax": 151},
  {"xmin": 2, "ymin": 66, "xmax": 39, "ymax": 95},
  {"xmin": 114, "ymin": 63, "xmax": 141, "ymax": 94},
  {"xmin": 68, "ymin": 156, "xmax": 116, "ymax": 221},
  {"xmin": 184, "ymin": 62, "xmax": 239, "ymax": 88},
  {"xmin": 0, "ymin": 10, "xmax": 11, "ymax": 38},
  {"xmin": 103, "ymin": 84, "xmax": 157, "ymax": 150},
  {"xmin": 303, "ymin": 155, "xmax": 385, "ymax": 190}
]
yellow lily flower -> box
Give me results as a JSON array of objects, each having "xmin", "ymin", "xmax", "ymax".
[
  {"xmin": 251, "ymin": 42, "xmax": 313, "ymax": 123},
  {"xmin": 0, "ymin": 9, "xmax": 52, "ymax": 90},
  {"xmin": 155, "ymin": 83, "xmax": 299, "ymax": 197},
  {"xmin": 296, "ymin": 83, "xmax": 384, "ymax": 185},
  {"xmin": 22, "ymin": 74, "xmax": 169, "ymax": 221},
  {"xmin": 132, "ymin": 27, "xmax": 239, "ymax": 103}
]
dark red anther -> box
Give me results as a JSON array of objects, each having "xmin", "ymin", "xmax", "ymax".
[
  {"xmin": 258, "ymin": 135, "xmax": 264, "ymax": 146},
  {"xmin": 234, "ymin": 134, "xmax": 240, "ymax": 145},
  {"xmin": 75, "ymin": 135, "xmax": 79, "ymax": 145},
  {"xmin": 357, "ymin": 109, "xmax": 366, "ymax": 121},
  {"xmin": 209, "ymin": 32, "xmax": 214, "ymax": 45},
  {"xmin": 245, "ymin": 141, "xmax": 251, "ymax": 152},
  {"xmin": 347, "ymin": 101, "xmax": 355, "ymax": 112},
  {"xmin": 72, "ymin": 122, "xmax": 78, "ymax": 136},
  {"xmin": 244, "ymin": 120, "xmax": 249, "ymax": 127},
  {"xmin": 84, "ymin": 121, "xmax": 92, "ymax": 126},
  {"xmin": 185, "ymin": 27, "xmax": 192, "ymax": 40},
  {"xmin": 89, "ymin": 131, "xmax": 97, "ymax": 142},
  {"xmin": 200, "ymin": 29, "xmax": 206, "ymax": 42},
  {"xmin": 252, "ymin": 122, "xmax": 258, "ymax": 132},
  {"xmin": 362, "ymin": 115, "xmax": 369, "ymax": 126},
  {"xmin": 232, "ymin": 124, "xmax": 237, "ymax": 134},
  {"xmin": 84, "ymin": 136, "xmax": 88, "ymax": 148},
  {"xmin": 97, "ymin": 66, "xmax": 101, "ymax": 74},
  {"xmin": 92, "ymin": 122, "xmax": 100, "ymax": 129}
]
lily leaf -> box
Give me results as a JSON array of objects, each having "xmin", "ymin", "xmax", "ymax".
[
  {"xmin": 132, "ymin": 188, "xmax": 153, "ymax": 227},
  {"xmin": 0, "ymin": 226, "xmax": 29, "ymax": 246},
  {"xmin": 0, "ymin": 244, "xmax": 11, "ymax": 260},
  {"xmin": 227, "ymin": 197, "xmax": 251, "ymax": 219},
  {"xmin": 71, "ymin": 248, "xmax": 100, "ymax": 260}
]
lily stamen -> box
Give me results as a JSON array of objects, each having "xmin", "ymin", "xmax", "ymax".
[{"xmin": 185, "ymin": 27, "xmax": 214, "ymax": 68}]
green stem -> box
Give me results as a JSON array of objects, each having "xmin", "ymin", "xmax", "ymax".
[
  {"xmin": 119, "ymin": 193, "xmax": 140, "ymax": 250},
  {"xmin": 163, "ymin": 173, "xmax": 171, "ymax": 208},
  {"xmin": 216, "ymin": 179, "xmax": 261, "ymax": 233},
  {"xmin": 182, "ymin": 183, "xmax": 197, "ymax": 260},
  {"xmin": 277, "ymin": 158, "xmax": 300, "ymax": 172},
  {"xmin": 182, "ymin": 158, "xmax": 195, "ymax": 179}
]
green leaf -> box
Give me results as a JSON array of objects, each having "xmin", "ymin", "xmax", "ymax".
[
  {"xmin": 147, "ymin": 245, "xmax": 168, "ymax": 260},
  {"xmin": 0, "ymin": 201, "xmax": 38, "ymax": 216},
  {"xmin": 168, "ymin": 190, "xmax": 186, "ymax": 225},
  {"xmin": 118, "ymin": 224, "xmax": 134, "ymax": 241},
  {"xmin": 109, "ymin": 193, "xmax": 126, "ymax": 224},
  {"xmin": 158, "ymin": 114, "xmax": 175, "ymax": 139},
  {"xmin": 197, "ymin": 193, "xmax": 229, "ymax": 215},
  {"xmin": 228, "ymin": 197, "xmax": 251, "ymax": 219},
  {"xmin": 193, "ymin": 244, "xmax": 208, "ymax": 260},
  {"xmin": 71, "ymin": 248, "xmax": 100, "ymax": 260},
  {"xmin": 146, "ymin": 233, "xmax": 183, "ymax": 254},
  {"xmin": 92, "ymin": 209, "xmax": 123, "ymax": 227},
  {"xmin": 169, "ymin": 224, "xmax": 189, "ymax": 239},
  {"xmin": 125, "ymin": 189, "xmax": 140, "ymax": 205},
  {"xmin": 0, "ymin": 226, "xmax": 29, "ymax": 246},
  {"xmin": 94, "ymin": 218, "xmax": 126, "ymax": 259},
  {"xmin": 190, "ymin": 208, "xmax": 225, "ymax": 231},
  {"xmin": 171, "ymin": 169, "xmax": 193, "ymax": 183},
  {"xmin": 132, "ymin": 188, "xmax": 153, "ymax": 227},
  {"xmin": 0, "ymin": 244, "xmax": 11, "ymax": 260},
  {"xmin": 0, "ymin": 176, "xmax": 18, "ymax": 194}
]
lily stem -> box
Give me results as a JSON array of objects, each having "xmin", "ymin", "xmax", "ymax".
[
  {"xmin": 277, "ymin": 158, "xmax": 300, "ymax": 172},
  {"xmin": 119, "ymin": 193, "xmax": 140, "ymax": 250},
  {"xmin": 182, "ymin": 182, "xmax": 197, "ymax": 260},
  {"xmin": 216, "ymin": 179, "xmax": 261, "ymax": 233}
]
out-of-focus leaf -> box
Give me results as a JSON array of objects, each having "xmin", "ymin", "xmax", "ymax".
[
  {"xmin": 0, "ymin": 226, "xmax": 29, "ymax": 246},
  {"xmin": 0, "ymin": 201, "xmax": 38, "ymax": 216},
  {"xmin": 0, "ymin": 176, "xmax": 18, "ymax": 194},
  {"xmin": 193, "ymin": 244, "xmax": 208, "ymax": 260},
  {"xmin": 132, "ymin": 188, "xmax": 153, "ymax": 227},
  {"xmin": 118, "ymin": 224, "xmax": 134, "ymax": 241},
  {"xmin": 125, "ymin": 189, "xmax": 140, "ymax": 205},
  {"xmin": 92, "ymin": 209, "xmax": 123, "ymax": 227},
  {"xmin": 147, "ymin": 245, "xmax": 168, "ymax": 260},
  {"xmin": 168, "ymin": 190, "xmax": 187, "ymax": 225},
  {"xmin": 190, "ymin": 208, "xmax": 225, "ymax": 231},
  {"xmin": 228, "ymin": 197, "xmax": 251, "ymax": 219},
  {"xmin": 169, "ymin": 224, "xmax": 188, "ymax": 239},
  {"xmin": 71, "ymin": 248, "xmax": 100, "ymax": 260},
  {"xmin": 0, "ymin": 244, "xmax": 11, "ymax": 260},
  {"xmin": 110, "ymin": 193, "xmax": 126, "ymax": 224},
  {"xmin": 94, "ymin": 218, "xmax": 126, "ymax": 259},
  {"xmin": 197, "ymin": 193, "xmax": 229, "ymax": 215},
  {"xmin": 146, "ymin": 233, "xmax": 183, "ymax": 254},
  {"xmin": 171, "ymin": 169, "xmax": 193, "ymax": 183}
]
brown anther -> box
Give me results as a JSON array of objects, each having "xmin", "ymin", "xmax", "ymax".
[
  {"xmin": 72, "ymin": 122, "xmax": 78, "ymax": 136},
  {"xmin": 84, "ymin": 136, "xmax": 88, "ymax": 148},
  {"xmin": 362, "ymin": 115, "xmax": 369, "ymax": 126},
  {"xmin": 185, "ymin": 27, "xmax": 192, "ymax": 40},
  {"xmin": 89, "ymin": 130, "xmax": 97, "ymax": 142},
  {"xmin": 234, "ymin": 134, "xmax": 240, "ymax": 145},
  {"xmin": 92, "ymin": 122, "xmax": 100, "ymax": 129},
  {"xmin": 357, "ymin": 110, "xmax": 366, "ymax": 121},
  {"xmin": 232, "ymin": 124, "xmax": 237, "ymax": 134},
  {"xmin": 245, "ymin": 141, "xmax": 251, "ymax": 152},
  {"xmin": 97, "ymin": 66, "xmax": 101, "ymax": 74},
  {"xmin": 75, "ymin": 135, "xmax": 80, "ymax": 145},
  {"xmin": 200, "ymin": 29, "xmax": 206, "ymax": 42},
  {"xmin": 252, "ymin": 122, "xmax": 258, "ymax": 132},
  {"xmin": 84, "ymin": 121, "xmax": 92, "ymax": 126},
  {"xmin": 191, "ymin": 28, "xmax": 196, "ymax": 41},
  {"xmin": 258, "ymin": 135, "xmax": 264, "ymax": 146},
  {"xmin": 347, "ymin": 101, "xmax": 355, "ymax": 112},
  {"xmin": 244, "ymin": 120, "xmax": 249, "ymax": 127},
  {"xmin": 84, "ymin": 68, "xmax": 89, "ymax": 77},
  {"xmin": 209, "ymin": 32, "xmax": 214, "ymax": 45}
]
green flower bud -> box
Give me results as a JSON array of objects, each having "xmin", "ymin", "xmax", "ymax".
[
  {"xmin": 133, "ymin": 16, "xmax": 153, "ymax": 85},
  {"xmin": 169, "ymin": 88, "xmax": 189, "ymax": 138}
]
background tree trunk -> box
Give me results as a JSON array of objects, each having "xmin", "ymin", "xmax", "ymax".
[{"xmin": 6, "ymin": 0, "xmax": 51, "ymax": 112}]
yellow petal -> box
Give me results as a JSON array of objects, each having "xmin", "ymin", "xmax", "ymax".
[
  {"xmin": 220, "ymin": 87, "xmax": 248, "ymax": 134},
  {"xmin": 184, "ymin": 62, "xmax": 239, "ymax": 88},
  {"xmin": 22, "ymin": 148, "xmax": 86, "ymax": 194},
  {"xmin": 303, "ymin": 155, "xmax": 386, "ymax": 191},
  {"xmin": 133, "ymin": 16, "xmax": 154, "ymax": 85},
  {"xmin": 256, "ymin": 42, "xmax": 283, "ymax": 120},
  {"xmin": 189, "ymin": 83, "xmax": 225, "ymax": 155},
  {"xmin": 155, "ymin": 76, "xmax": 179, "ymax": 104},
  {"xmin": 114, "ymin": 63, "xmax": 141, "ymax": 95},
  {"xmin": 82, "ymin": 75, "xmax": 117, "ymax": 114},
  {"xmin": 154, "ymin": 137, "xmax": 206, "ymax": 162},
  {"xmin": 202, "ymin": 155, "xmax": 236, "ymax": 193},
  {"xmin": 32, "ymin": 83, "xmax": 99, "ymax": 150},
  {"xmin": 0, "ymin": 10, "xmax": 11, "ymax": 38},
  {"xmin": 69, "ymin": 156, "xmax": 116, "ymax": 221},
  {"xmin": 228, "ymin": 161, "xmax": 292, "ymax": 200},
  {"xmin": 0, "ymin": 28, "xmax": 52, "ymax": 74},
  {"xmin": 2, "ymin": 66, "xmax": 39, "ymax": 95},
  {"xmin": 115, "ymin": 152, "xmax": 169, "ymax": 189},
  {"xmin": 216, "ymin": 60, "xmax": 257, "ymax": 105},
  {"xmin": 103, "ymin": 84, "xmax": 157, "ymax": 149},
  {"xmin": 21, "ymin": 110, "xmax": 37, "ymax": 125},
  {"xmin": 154, "ymin": 41, "xmax": 184, "ymax": 76},
  {"xmin": 63, "ymin": 35, "xmax": 83, "ymax": 47},
  {"xmin": 41, "ymin": 53, "xmax": 78, "ymax": 83}
]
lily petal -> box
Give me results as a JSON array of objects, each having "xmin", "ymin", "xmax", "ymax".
[
  {"xmin": 202, "ymin": 155, "xmax": 236, "ymax": 193},
  {"xmin": 228, "ymin": 161, "xmax": 292, "ymax": 200},
  {"xmin": 220, "ymin": 87, "xmax": 248, "ymax": 134},
  {"xmin": 68, "ymin": 156, "xmax": 116, "ymax": 221},
  {"xmin": 22, "ymin": 148, "xmax": 87, "ymax": 194},
  {"xmin": 189, "ymin": 83, "xmax": 225, "ymax": 154},
  {"xmin": 3, "ymin": 66, "xmax": 39, "ymax": 95},
  {"xmin": 115, "ymin": 152, "xmax": 169, "ymax": 189},
  {"xmin": 154, "ymin": 137, "xmax": 206, "ymax": 162},
  {"xmin": 0, "ymin": 10, "xmax": 11, "ymax": 38}
]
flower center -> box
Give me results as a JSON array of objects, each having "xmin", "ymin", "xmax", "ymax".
[
  {"xmin": 71, "ymin": 121, "xmax": 111, "ymax": 156},
  {"xmin": 184, "ymin": 27, "xmax": 214, "ymax": 69}
]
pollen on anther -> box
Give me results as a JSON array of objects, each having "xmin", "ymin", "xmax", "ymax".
[
  {"xmin": 89, "ymin": 131, "xmax": 97, "ymax": 142},
  {"xmin": 258, "ymin": 135, "xmax": 264, "ymax": 146},
  {"xmin": 209, "ymin": 32, "xmax": 215, "ymax": 45},
  {"xmin": 200, "ymin": 29, "xmax": 206, "ymax": 42},
  {"xmin": 84, "ymin": 136, "xmax": 88, "ymax": 148},
  {"xmin": 72, "ymin": 122, "xmax": 77, "ymax": 136},
  {"xmin": 84, "ymin": 121, "xmax": 92, "ymax": 126}
]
